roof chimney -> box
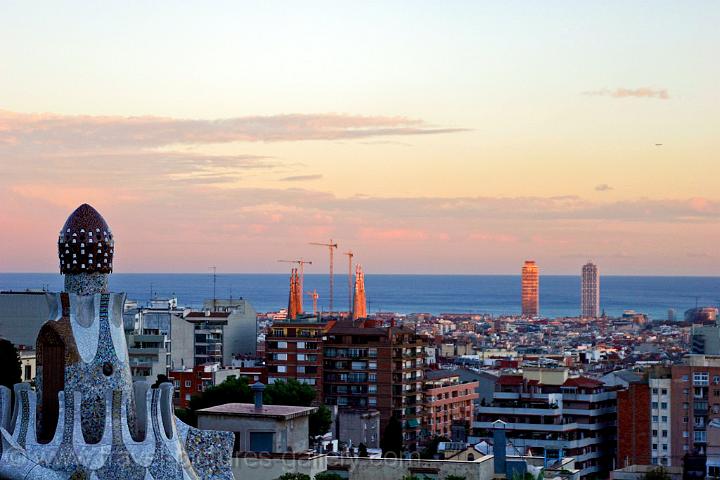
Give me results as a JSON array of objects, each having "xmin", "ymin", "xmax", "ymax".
[{"xmin": 251, "ymin": 381, "xmax": 266, "ymax": 410}]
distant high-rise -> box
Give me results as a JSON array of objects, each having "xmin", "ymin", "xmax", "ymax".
[
  {"xmin": 521, "ymin": 260, "xmax": 539, "ymax": 316},
  {"xmin": 581, "ymin": 262, "xmax": 600, "ymax": 318}
]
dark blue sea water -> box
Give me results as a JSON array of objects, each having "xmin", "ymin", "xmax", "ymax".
[{"xmin": 1, "ymin": 273, "xmax": 718, "ymax": 320}]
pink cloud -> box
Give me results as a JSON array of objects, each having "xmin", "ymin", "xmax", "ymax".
[
  {"xmin": 583, "ymin": 87, "xmax": 669, "ymax": 99},
  {"xmin": 359, "ymin": 227, "xmax": 429, "ymax": 241}
]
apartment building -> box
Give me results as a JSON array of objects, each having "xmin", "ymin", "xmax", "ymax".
[
  {"xmin": 323, "ymin": 320, "xmax": 427, "ymax": 451},
  {"xmin": 473, "ymin": 367, "xmax": 617, "ymax": 479},
  {"xmin": 171, "ymin": 362, "xmax": 243, "ymax": 408},
  {"xmin": 265, "ymin": 314, "xmax": 336, "ymax": 391},
  {"xmin": 423, "ymin": 370, "xmax": 479, "ymax": 438},
  {"xmin": 669, "ymin": 355, "xmax": 720, "ymax": 469}
]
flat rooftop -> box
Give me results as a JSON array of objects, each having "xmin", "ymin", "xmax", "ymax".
[{"xmin": 197, "ymin": 403, "xmax": 317, "ymax": 420}]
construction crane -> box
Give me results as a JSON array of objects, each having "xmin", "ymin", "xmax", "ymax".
[
  {"xmin": 343, "ymin": 251, "xmax": 354, "ymax": 315},
  {"xmin": 278, "ymin": 259, "xmax": 312, "ymax": 296},
  {"xmin": 310, "ymin": 239, "xmax": 338, "ymax": 313},
  {"xmin": 306, "ymin": 289, "xmax": 319, "ymax": 315}
]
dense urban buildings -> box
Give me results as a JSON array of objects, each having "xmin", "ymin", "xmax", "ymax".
[
  {"xmin": 473, "ymin": 367, "xmax": 618, "ymax": 479},
  {"xmin": 581, "ymin": 262, "xmax": 600, "ymax": 319},
  {"xmin": 323, "ymin": 319, "xmax": 427, "ymax": 450},
  {"xmin": 521, "ymin": 260, "xmax": 539, "ymax": 316}
]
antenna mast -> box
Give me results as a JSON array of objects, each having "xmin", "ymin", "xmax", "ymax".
[{"xmin": 210, "ymin": 266, "xmax": 217, "ymax": 311}]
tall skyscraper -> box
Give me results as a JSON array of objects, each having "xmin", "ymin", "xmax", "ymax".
[
  {"xmin": 521, "ymin": 260, "xmax": 539, "ymax": 316},
  {"xmin": 581, "ymin": 261, "xmax": 600, "ymax": 318}
]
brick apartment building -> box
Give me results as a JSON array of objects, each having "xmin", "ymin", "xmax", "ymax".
[
  {"xmin": 617, "ymin": 380, "xmax": 652, "ymax": 467},
  {"xmin": 323, "ymin": 319, "xmax": 427, "ymax": 451},
  {"xmin": 423, "ymin": 370, "xmax": 479, "ymax": 438},
  {"xmin": 265, "ymin": 313, "xmax": 336, "ymax": 395}
]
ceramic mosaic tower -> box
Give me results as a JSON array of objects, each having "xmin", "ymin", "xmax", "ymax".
[{"xmin": 0, "ymin": 204, "xmax": 235, "ymax": 480}]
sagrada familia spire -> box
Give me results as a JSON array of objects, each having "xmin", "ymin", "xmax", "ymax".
[
  {"xmin": 287, "ymin": 267, "xmax": 303, "ymax": 319},
  {"xmin": 352, "ymin": 264, "xmax": 367, "ymax": 320},
  {"xmin": 0, "ymin": 204, "xmax": 234, "ymax": 480}
]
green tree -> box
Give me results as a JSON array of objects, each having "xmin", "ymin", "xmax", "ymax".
[
  {"xmin": 265, "ymin": 379, "xmax": 316, "ymax": 406},
  {"xmin": 380, "ymin": 415, "xmax": 403, "ymax": 457},
  {"xmin": 0, "ymin": 339, "xmax": 22, "ymax": 391},
  {"xmin": 275, "ymin": 474, "xmax": 310, "ymax": 480},
  {"xmin": 184, "ymin": 375, "xmax": 253, "ymax": 425},
  {"xmin": 314, "ymin": 473, "xmax": 343, "ymax": 480},
  {"xmin": 152, "ymin": 374, "xmax": 172, "ymax": 388},
  {"xmin": 445, "ymin": 475, "xmax": 467, "ymax": 480},
  {"xmin": 641, "ymin": 468, "xmax": 671, "ymax": 480},
  {"xmin": 420, "ymin": 435, "xmax": 450, "ymax": 459},
  {"xmin": 310, "ymin": 404, "xmax": 333, "ymax": 438}
]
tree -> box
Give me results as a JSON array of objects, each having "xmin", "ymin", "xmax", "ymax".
[
  {"xmin": 445, "ymin": 476, "xmax": 467, "ymax": 480},
  {"xmin": 380, "ymin": 415, "xmax": 403, "ymax": 457},
  {"xmin": 358, "ymin": 443, "xmax": 369, "ymax": 457},
  {"xmin": 641, "ymin": 468, "xmax": 671, "ymax": 480},
  {"xmin": 315, "ymin": 473, "xmax": 343, "ymax": 480},
  {"xmin": 151, "ymin": 374, "xmax": 172, "ymax": 388},
  {"xmin": 265, "ymin": 379, "xmax": 316, "ymax": 407},
  {"xmin": 184, "ymin": 375, "xmax": 253, "ymax": 425},
  {"xmin": 275, "ymin": 474, "xmax": 310, "ymax": 480},
  {"xmin": 420, "ymin": 435, "xmax": 450, "ymax": 459},
  {"xmin": 310, "ymin": 404, "xmax": 332, "ymax": 438},
  {"xmin": 0, "ymin": 339, "xmax": 22, "ymax": 391}
]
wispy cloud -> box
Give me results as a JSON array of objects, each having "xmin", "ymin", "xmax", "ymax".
[
  {"xmin": 595, "ymin": 183, "xmax": 613, "ymax": 192},
  {"xmin": 583, "ymin": 87, "xmax": 670, "ymax": 99},
  {"xmin": 0, "ymin": 109, "xmax": 465, "ymax": 150},
  {"xmin": 280, "ymin": 174, "xmax": 323, "ymax": 182}
]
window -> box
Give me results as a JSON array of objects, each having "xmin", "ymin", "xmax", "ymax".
[
  {"xmin": 652, "ymin": 402, "xmax": 659, "ymax": 409},
  {"xmin": 652, "ymin": 388, "xmax": 659, "ymax": 394},
  {"xmin": 277, "ymin": 366, "xmax": 287, "ymax": 373},
  {"xmin": 662, "ymin": 416, "xmax": 668, "ymax": 422},
  {"xmin": 185, "ymin": 394, "xmax": 190, "ymax": 401},
  {"xmin": 297, "ymin": 342, "xmax": 306, "ymax": 349},
  {"xmin": 369, "ymin": 397, "xmax": 377, "ymax": 406},
  {"xmin": 297, "ymin": 354, "xmax": 306, "ymax": 361},
  {"xmin": 695, "ymin": 430, "xmax": 707, "ymax": 442},
  {"xmin": 662, "ymin": 444, "xmax": 668, "ymax": 451},
  {"xmin": 369, "ymin": 361, "xmax": 377, "ymax": 370},
  {"xmin": 682, "ymin": 375, "xmax": 689, "ymax": 382},
  {"xmin": 174, "ymin": 380, "xmax": 180, "ymax": 388},
  {"xmin": 694, "ymin": 372, "xmax": 709, "ymax": 385},
  {"xmin": 24, "ymin": 365, "xmax": 31, "ymax": 381},
  {"xmin": 661, "ymin": 388, "xmax": 668, "ymax": 395},
  {"xmin": 661, "ymin": 402, "xmax": 668, "ymax": 409},
  {"xmin": 709, "ymin": 466, "xmax": 720, "ymax": 478},
  {"xmin": 652, "ymin": 415, "xmax": 659, "ymax": 422},
  {"xmin": 277, "ymin": 341, "xmax": 287, "ymax": 349},
  {"xmin": 652, "ymin": 430, "xmax": 658, "ymax": 437},
  {"xmin": 662, "ymin": 430, "xmax": 668, "ymax": 438},
  {"xmin": 684, "ymin": 388, "xmax": 689, "ymax": 395},
  {"xmin": 652, "ymin": 444, "xmax": 658, "ymax": 451},
  {"xmin": 297, "ymin": 366, "xmax": 305, "ymax": 373},
  {"xmin": 683, "ymin": 403, "xmax": 689, "ymax": 410},
  {"xmin": 369, "ymin": 385, "xmax": 377, "ymax": 393},
  {"xmin": 683, "ymin": 431, "xmax": 689, "ymax": 438},
  {"xmin": 185, "ymin": 380, "xmax": 192, "ymax": 388},
  {"xmin": 684, "ymin": 416, "xmax": 689, "ymax": 423}
]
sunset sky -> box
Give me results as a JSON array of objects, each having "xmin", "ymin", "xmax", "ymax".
[{"xmin": 1, "ymin": 1, "xmax": 718, "ymax": 274}]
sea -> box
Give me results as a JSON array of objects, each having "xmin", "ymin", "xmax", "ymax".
[{"xmin": 1, "ymin": 273, "xmax": 719, "ymax": 320}]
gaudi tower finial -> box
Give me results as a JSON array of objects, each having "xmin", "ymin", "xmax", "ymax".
[{"xmin": 58, "ymin": 203, "xmax": 114, "ymax": 295}]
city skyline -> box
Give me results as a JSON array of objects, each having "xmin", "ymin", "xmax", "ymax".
[{"xmin": 1, "ymin": 2, "xmax": 719, "ymax": 275}]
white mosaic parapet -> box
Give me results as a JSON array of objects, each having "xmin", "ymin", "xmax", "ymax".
[{"xmin": 0, "ymin": 382, "xmax": 234, "ymax": 480}]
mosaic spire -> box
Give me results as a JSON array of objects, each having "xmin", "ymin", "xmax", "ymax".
[{"xmin": 58, "ymin": 203, "xmax": 114, "ymax": 295}]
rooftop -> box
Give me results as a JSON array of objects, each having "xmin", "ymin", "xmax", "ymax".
[{"xmin": 197, "ymin": 403, "xmax": 317, "ymax": 420}]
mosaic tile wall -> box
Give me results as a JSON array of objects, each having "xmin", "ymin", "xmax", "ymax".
[{"xmin": 0, "ymin": 294, "xmax": 235, "ymax": 480}]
